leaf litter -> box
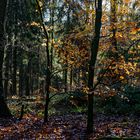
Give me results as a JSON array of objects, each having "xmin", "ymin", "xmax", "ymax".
[{"xmin": 0, "ymin": 113, "xmax": 140, "ymax": 140}]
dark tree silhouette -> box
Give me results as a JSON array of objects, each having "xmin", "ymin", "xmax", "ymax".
[
  {"xmin": 87, "ymin": 0, "xmax": 102, "ymax": 133},
  {"xmin": 0, "ymin": 0, "xmax": 12, "ymax": 117}
]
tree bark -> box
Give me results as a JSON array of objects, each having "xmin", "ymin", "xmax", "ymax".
[
  {"xmin": 36, "ymin": 0, "xmax": 51, "ymax": 123},
  {"xmin": 12, "ymin": 45, "xmax": 17, "ymax": 95},
  {"xmin": 64, "ymin": 63, "xmax": 68, "ymax": 93},
  {"xmin": 110, "ymin": 0, "xmax": 117, "ymax": 51},
  {"xmin": 19, "ymin": 47, "xmax": 24, "ymax": 97},
  {"xmin": 50, "ymin": 0, "xmax": 54, "ymax": 71},
  {"xmin": 70, "ymin": 68, "xmax": 73, "ymax": 90},
  {"xmin": 87, "ymin": 0, "xmax": 102, "ymax": 133},
  {"xmin": 25, "ymin": 45, "xmax": 32, "ymax": 96}
]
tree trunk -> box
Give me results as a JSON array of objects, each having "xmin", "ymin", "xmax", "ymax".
[
  {"xmin": 87, "ymin": 0, "xmax": 102, "ymax": 133},
  {"xmin": 0, "ymin": 0, "xmax": 12, "ymax": 117},
  {"xmin": 36, "ymin": 0, "xmax": 51, "ymax": 123},
  {"xmin": 50, "ymin": 0, "xmax": 54, "ymax": 71},
  {"xmin": 36, "ymin": 46, "xmax": 40, "ymax": 92},
  {"xmin": 4, "ymin": 45, "xmax": 11, "ymax": 98},
  {"xmin": 25, "ymin": 45, "xmax": 32, "ymax": 96},
  {"xmin": 12, "ymin": 45, "xmax": 17, "ymax": 95},
  {"xmin": 30, "ymin": 68, "xmax": 33, "ymax": 95},
  {"xmin": 110, "ymin": 0, "xmax": 117, "ymax": 51},
  {"xmin": 64, "ymin": 64, "xmax": 68, "ymax": 93},
  {"xmin": 19, "ymin": 48, "xmax": 24, "ymax": 97},
  {"xmin": 70, "ymin": 68, "xmax": 73, "ymax": 90}
]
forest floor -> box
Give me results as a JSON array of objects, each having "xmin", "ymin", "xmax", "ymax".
[{"xmin": 0, "ymin": 113, "xmax": 140, "ymax": 140}]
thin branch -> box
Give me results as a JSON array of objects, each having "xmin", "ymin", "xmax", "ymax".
[
  {"xmin": 91, "ymin": 39, "xmax": 140, "ymax": 91},
  {"xmin": 50, "ymin": 66, "xmax": 69, "ymax": 79},
  {"xmin": 35, "ymin": 0, "xmax": 49, "ymax": 41},
  {"xmin": 93, "ymin": 60, "xmax": 115, "ymax": 91}
]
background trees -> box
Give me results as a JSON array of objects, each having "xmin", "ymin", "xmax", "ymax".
[{"xmin": 0, "ymin": 0, "xmax": 12, "ymax": 117}]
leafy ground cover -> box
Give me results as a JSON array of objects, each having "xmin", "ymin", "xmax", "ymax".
[
  {"xmin": 0, "ymin": 113, "xmax": 140, "ymax": 140},
  {"xmin": 1, "ymin": 95, "xmax": 139, "ymax": 139}
]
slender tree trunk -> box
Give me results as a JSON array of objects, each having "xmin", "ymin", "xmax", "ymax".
[
  {"xmin": 64, "ymin": 63, "xmax": 68, "ymax": 93},
  {"xmin": 77, "ymin": 68, "xmax": 80, "ymax": 86},
  {"xmin": 19, "ymin": 48, "xmax": 23, "ymax": 97},
  {"xmin": 9, "ymin": 57, "xmax": 13, "ymax": 96},
  {"xmin": 64, "ymin": 5, "xmax": 70, "ymax": 93},
  {"xmin": 4, "ymin": 45, "xmax": 11, "ymax": 98},
  {"xmin": 12, "ymin": 45, "xmax": 17, "ymax": 95},
  {"xmin": 82, "ymin": 66, "xmax": 87, "ymax": 85},
  {"xmin": 30, "ymin": 70, "xmax": 33, "ymax": 94},
  {"xmin": 50, "ymin": 0, "xmax": 54, "ymax": 71},
  {"xmin": 37, "ymin": 46, "xmax": 40, "ymax": 92},
  {"xmin": 44, "ymin": 69, "xmax": 50, "ymax": 122},
  {"xmin": 36, "ymin": 0, "xmax": 51, "ymax": 123},
  {"xmin": 0, "ymin": 0, "xmax": 12, "ymax": 117},
  {"xmin": 25, "ymin": 45, "xmax": 32, "ymax": 96},
  {"xmin": 110, "ymin": 0, "xmax": 117, "ymax": 50},
  {"xmin": 70, "ymin": 68, "xmax": 73, "ymax": 90},
  {"xmin": 25, "ymin": 73, "xmax": 30, "ymax": 96},
  {"xmin": 87, "ymin": 0, "xmax": 102, "ymax": 133}
]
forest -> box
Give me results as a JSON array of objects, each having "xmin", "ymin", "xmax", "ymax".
[{"xmin": 0, "ymin": 0, "xmax": 140, "ymax": 139}]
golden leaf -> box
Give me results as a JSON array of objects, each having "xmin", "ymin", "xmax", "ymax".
[
  {"xmin": 120, "ymin": 76, "xmax": 124, "ymax": 80},
  {"xmin": 130, "ymin": 28, "xmax": 137, "ymax": 34},
  {"xmin": 123, "ymin": 0, "xmax": 130, "ymax": 4}
]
